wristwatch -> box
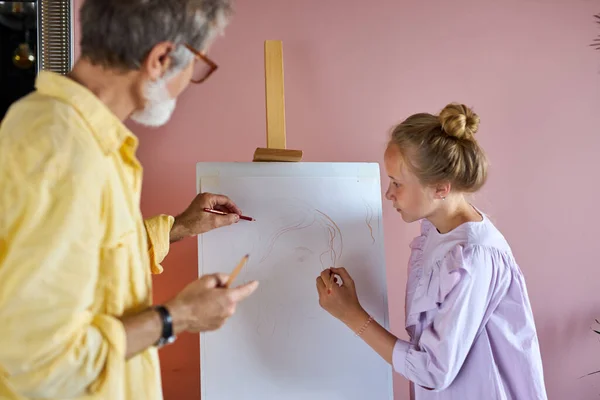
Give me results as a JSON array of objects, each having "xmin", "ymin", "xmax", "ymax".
[{"xmin": 154, "ymin": 305, "xmax": 177, "ymax": 348}]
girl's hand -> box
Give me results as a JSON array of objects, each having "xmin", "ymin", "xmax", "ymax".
[{"xmin": 316, "ymin": 267, "xmax": 366, "ymax": 325}]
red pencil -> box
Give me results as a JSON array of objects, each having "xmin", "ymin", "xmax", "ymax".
[{"xmin": 203, "ymin": 207, "xmax": 255, "ymax": 221}]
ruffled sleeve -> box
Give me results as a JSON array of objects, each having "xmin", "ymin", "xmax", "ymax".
[
  {"xmin": 405, "ymin": 219, "xmax": 434, "ymax": 337},
  {"xmin": 394, "ymin": 244, "xmax": 498, "ymax": 391}
]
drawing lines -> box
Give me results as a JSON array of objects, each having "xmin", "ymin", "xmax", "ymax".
[
  {"xmin": 250, "ymin": 198, "xmax": 346, "ymax": 339},
  {"xmin": 363, "ymin": 198, "xmax": 376, "ymax": 244},
  {"xmin": 259, "ymin": 217, "xmax": 315, "ymax": 263},
  {"xmin": 315, "ymin": 209, "xmax": 343, "ymax": 269}
]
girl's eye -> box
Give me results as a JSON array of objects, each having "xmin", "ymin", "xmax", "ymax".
[{"xmin": 393, "ymin": 182, "xmax": 401, "ymax": 188}]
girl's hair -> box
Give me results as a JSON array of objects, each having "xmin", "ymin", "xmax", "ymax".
[{"xmin": 389, "ymin": 103, "xmax": 488, "ymax": 193}]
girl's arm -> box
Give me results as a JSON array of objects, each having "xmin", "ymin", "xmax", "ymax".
[
  {"xmin": 342, "ymin": 307, "xmax": 397, "ymax": 365},
  {"xmin": 316, "ymin": 267, "xmax": 401, "ymax": 365},
  {"xmin": 317, "ymin": 246, "xmax": 494, "ymax": 391}
]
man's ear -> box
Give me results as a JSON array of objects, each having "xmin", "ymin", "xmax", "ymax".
[{"xmin": 141, "ymin": 41, "xmax": 174, "ymax": 81}]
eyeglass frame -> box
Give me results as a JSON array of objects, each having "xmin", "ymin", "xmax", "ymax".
[{"xmin": 184, "ymin": 43, "xmax": 218, "ymax": 84}]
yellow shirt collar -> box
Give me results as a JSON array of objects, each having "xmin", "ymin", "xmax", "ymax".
[{"xmin": 34, "ymin": 70, "xmax": 138, "ymax": 154}]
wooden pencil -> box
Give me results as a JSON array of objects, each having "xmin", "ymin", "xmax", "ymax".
[{"xmin": 225, "ymin": 254, "xmax": 249, "ymax": 288}]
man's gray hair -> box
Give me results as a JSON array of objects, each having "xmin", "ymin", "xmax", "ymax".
[{"xmin": 80, "ymin": 0, "xmax": 233, "ymax": 71}]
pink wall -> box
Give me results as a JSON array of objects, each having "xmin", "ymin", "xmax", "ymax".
[{"xmin": 73, "ymin": 0, "xmax": 600, "ymax": 399}]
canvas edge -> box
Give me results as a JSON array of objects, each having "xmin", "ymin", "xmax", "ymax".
[
  {"xmin": 196, "ymin": 166, "xmax": 207, "ymax": 400},
  {"xmin": 195, "ymin": 161, "xmax": 394, "ymax": 399}
]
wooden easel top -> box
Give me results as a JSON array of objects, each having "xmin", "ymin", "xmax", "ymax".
[{"xmin": 253, "ymin": 40, "xmax": 303, "ymax": 162}]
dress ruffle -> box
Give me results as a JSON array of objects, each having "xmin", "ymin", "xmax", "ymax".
[{"xmin": 405, "ymin": 220, "xmax": 464, "ymax": 331}]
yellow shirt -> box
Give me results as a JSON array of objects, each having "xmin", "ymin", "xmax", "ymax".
[{"xmin": 0, "ymin": 71, "xmax": 174, "ymax": 400}]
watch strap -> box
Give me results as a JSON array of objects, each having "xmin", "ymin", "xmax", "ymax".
[{"xmin": 154, "ymin": 305, "xmax": 176, "ymax": 347}]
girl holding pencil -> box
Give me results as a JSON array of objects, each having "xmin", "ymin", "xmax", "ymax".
[{"xmin": 316, "ymin": 103, "xmax": 547, "ymax": 400}]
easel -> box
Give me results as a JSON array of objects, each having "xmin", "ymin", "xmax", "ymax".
[{"xmin": 253, "ymin": 40, "xmax": 303, "ymax": 162}]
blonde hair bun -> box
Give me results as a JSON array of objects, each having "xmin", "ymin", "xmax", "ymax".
[{"xmin": 439, "ymin": 103, "xmax": 480, "ymax": 140}]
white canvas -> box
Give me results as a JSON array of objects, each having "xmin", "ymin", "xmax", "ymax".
[{"xmin": 197, "ymin": 162, "xmax": 393, "ymax": 400}]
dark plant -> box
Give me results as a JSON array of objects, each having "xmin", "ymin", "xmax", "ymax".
[
  {"xmin": 580, "ymin": 320, "xmax": 600, "ymax": 379},
  {"xmin": 593, "ymin": 14, "xmax": 600, "ymax": 50}
]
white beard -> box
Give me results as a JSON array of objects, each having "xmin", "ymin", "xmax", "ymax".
[{"xmin": 130, "ymin": 76, "xmax": 177, "ymax": 127}]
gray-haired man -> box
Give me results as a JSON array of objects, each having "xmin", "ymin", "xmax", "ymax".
[{"xmin": 0, "ymin": 1, "xmax": 257, "ymax": 399}]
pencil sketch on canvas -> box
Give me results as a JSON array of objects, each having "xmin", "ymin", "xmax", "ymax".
[{"xmin": 197, "ymin": 162, "xmax": 392, "ymax": 400}]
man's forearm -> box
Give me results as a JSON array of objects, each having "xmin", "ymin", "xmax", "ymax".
[
  {"xmin": 119, "ymin": 302, "xmax": 188, "ymax": 359},
  {"xmin": 119, "ymin": 309, "xmax": 163, "ymax": 359},
  {"xmin": 169, "ymin": 216, "xmax": 190, "ymax": 243}
]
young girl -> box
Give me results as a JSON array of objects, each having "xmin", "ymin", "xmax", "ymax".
[{"xmin": 316, "ymin": 103, "xmax": 547, "ymax": 399}]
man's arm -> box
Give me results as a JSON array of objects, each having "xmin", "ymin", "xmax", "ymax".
[
  {"xmin": 0, "ymin": 139, "xmax": 136, "ymax": 397},
  {"xmin": 172, "ymin": 193, "xmax": 242, "ymax": 241},
  {"xmin": 170, "ymin": 214, "xmax": 191, "ymax": 243},
  {"xmin": 144, "ymin": 193, "xmax": 242, "ymax": 273},
  {"xmin": 0, "ymin": 138, "xmax": 258, "ymax": 398}
]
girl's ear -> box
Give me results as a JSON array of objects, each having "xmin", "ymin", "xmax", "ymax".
[{"xmin": 434, "ymin": 181, "xmax": 452, "ymax": 200}]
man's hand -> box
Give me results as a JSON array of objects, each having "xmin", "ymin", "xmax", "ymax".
[
  {"xmin": 170, "ymin": 193, "xmax": 242, "ymax": 242},
  {"xmin": 120, "ymin": 273, "xmax": 258, "ymax": 359},
  {"xmin": 165, "ymin": 274, "xmax": 259, "ymax": 334}
]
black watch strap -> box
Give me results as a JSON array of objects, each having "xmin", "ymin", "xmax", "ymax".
[{"xmin": 154, "ymin": 305, "xmax": 176, "ymax": 347}]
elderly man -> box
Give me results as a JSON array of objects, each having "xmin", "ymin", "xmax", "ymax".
[{"xmin": 0, "ymin": 1, "xmax": 257, "ymax": 399}]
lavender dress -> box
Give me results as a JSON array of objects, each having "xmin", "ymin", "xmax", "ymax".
[{"xmin": 392, "ymin": 212, "xmax": 548, "ymax": 400}]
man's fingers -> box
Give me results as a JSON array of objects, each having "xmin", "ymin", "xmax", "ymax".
[
  {"xmin": 226, "ymin": 213, "xmax": 240, "ymax": 224},
  {"xmin": 213, "ymin": 213, "xmax": 239, "ymax": 228},
  {"xmin": 229, "ymin": 280, "xmax": 259, "ymax": 302},
  {"xmin": 211, "ymin": 194, "xmax": 242, "ymax": 215},
  {"xmin": 200, "ymin": 273, "xmax": 229, "ymax": 288},
  {"xmin": 215, "ymin": 273, "xmax": 230, "ymax": 287}
]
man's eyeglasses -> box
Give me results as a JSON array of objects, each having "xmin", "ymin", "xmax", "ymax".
[{"xmin": 184, "ymin": 44, "xmax": 218, "ymax": 84}]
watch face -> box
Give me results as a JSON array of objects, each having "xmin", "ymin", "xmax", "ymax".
[{"xmin": 156, "ymin": 335, "xmax": 176, "ymax": 348}]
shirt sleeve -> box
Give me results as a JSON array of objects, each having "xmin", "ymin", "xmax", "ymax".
[
  {"xmin": 0, "ymin": 128, "xmax": 126, "ymax": 398},
  {"xmin": 143, "ymin": 214, "xmax": 175, "ymax": 274},
  {"xmin": 392, "ymin": 245, "xmax": 495, "ymax": 391}
]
